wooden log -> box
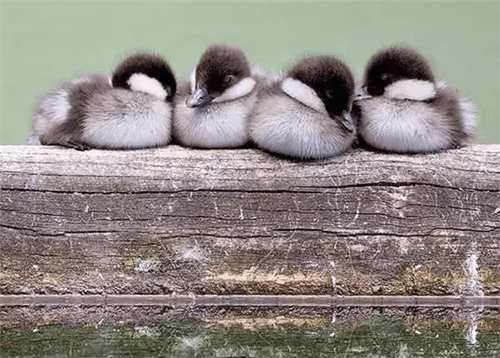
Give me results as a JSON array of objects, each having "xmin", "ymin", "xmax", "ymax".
[{"xmin": 1, "ymin": 144, "xmax": 499, "ymax": 301}]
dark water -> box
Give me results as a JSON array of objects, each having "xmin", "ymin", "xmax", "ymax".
[{"xmin": 1, "ymin": 315, "xmax": 499, "ymax": 358}]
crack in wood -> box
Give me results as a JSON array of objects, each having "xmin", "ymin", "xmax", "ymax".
[
  {"xmin": 1, "ymin": 145, "xmax": 499, "ymax": 297},
  {"xmin": 3, "ymin": 182, "xmax": 499, "ymax": 194}
]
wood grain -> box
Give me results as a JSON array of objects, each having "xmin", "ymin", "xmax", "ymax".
[{"xmin": 1, "ymin": 145, "xmax": 499, "ymax": 299}]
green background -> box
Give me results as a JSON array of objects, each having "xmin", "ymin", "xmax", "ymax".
[{"xmin": 1, "ymin": 1, "xmax": 499, "ymax": 145}]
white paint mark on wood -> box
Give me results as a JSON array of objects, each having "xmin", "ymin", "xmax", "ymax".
[
  {"xmin": 465, "ymin": 252, "xmax": 479, "ymax": 283},
  {"xmin": 458, "ymin": 243, "xmax": 485, "ymax": 299},
  {"xmin": 134, "ymin": 258, "xmax": 162, "ymax": 273},
  {"xmin": 349, "ymin": 244, "xmax": 367, "ymax": 253},
  {"xmin": 330, "ymin": 261, "xmax": 336, "ymax": 294},
  {"xmin": 178, "ymin": 242, "xmax": 206, "ymax": 263},
  {"xmin": 347, "ymin": 200, "xmax": 361, "ymax": 227},
  {"xmin": 399, "ymin": 237, "xmax": 410, "ymax": 256}
]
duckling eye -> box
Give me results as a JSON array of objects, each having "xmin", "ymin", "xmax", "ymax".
[
  {"xmin": 223, "ymin": 75, "xmax": 234, "ymax": 84},
  {"xmin": 380, "ymin": 73, "xmax": 389, "ymax": 81},
  {"xmin": 325, "ymin": 90, "xmax": 334, "ymax": 99}
]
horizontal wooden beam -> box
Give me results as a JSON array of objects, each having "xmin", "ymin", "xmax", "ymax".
[
  {"xmin": 0, "ymin": 294, "xmax": 498, "ymax": 307},
  {"xmin": 1, "ymin": 145, "xmax": 499, "ymax": 298}
]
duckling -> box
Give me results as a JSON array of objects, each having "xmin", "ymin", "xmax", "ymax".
[
  {"xmin": 173, "ymin": 43, "xmax": 258, "ymax": 148},
  {"xmin": 31, "ymin": 53, "xmax": 176, "ymax": 150},
  {"xmin": 248, "ymin": 55, "xmax": 356, "ymax": 159},
  {"xmin": 354, "ymin": 45, "xmax": 477, "ymax": 153}
]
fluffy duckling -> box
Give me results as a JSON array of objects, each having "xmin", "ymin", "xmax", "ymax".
[
  {"xmin": 248, "ymin": 55, "xmax": 356, "ymax": 159},
  {"xmin": 354, "ymin": 45, "xmax": 477, "ymax": 153},
  {"xmin": 173, "ymin": 43, "xmax": 259, "ymax": 148},
  {"xmin": 31, "ymin": 53, "xmax": 176, "ymax": 150}
]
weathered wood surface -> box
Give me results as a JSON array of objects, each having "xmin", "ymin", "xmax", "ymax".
[
  {"xmin": 1, "ymin": 295, "xmax": 499, "ymax": 331},
  {"xmin": 1, "ymin": 145, "xmax": 499, "ymax": 300}
]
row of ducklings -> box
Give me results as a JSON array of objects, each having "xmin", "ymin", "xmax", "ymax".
[{"xmin": 30, "ymin": 43, "xmax": 477, "ymax": 158}]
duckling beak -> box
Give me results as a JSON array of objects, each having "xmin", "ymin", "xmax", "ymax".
[
  {"xmin": 340, "ymin": 110, "xmax": 355, "ymax": 132},
  {"xmin": 354, "ymin": 86, "xmax": 372, "ymax": 101},
  {"xmin": 186, "ymin": 88, "xmax": 215, "ymax": 108}
]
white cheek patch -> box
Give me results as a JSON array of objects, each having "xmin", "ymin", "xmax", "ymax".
[
  {"xmin": 189, "ymin": 68, "xmax": 197, "ymax": 92},
  {"xmin": 127, "ymin": 73, "xmax": 168, "ymax": 100},
  {"xmin": 384, "ymin": 79, "xmax": 436, "ymax": 101},
  {"xmin": 282, "ymin": 78, "xmax": 327, "ymax": 115},
  {"xmin": 211, "ymin": 77, "xmax": 257, "ymax": 103}
]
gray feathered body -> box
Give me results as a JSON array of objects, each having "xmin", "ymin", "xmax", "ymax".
[
  {"xmin": 249, "ymin": 78, "xmax": 355, "ymax": 159},
  {"xmin": 173, "ymin": 79, "xmax": 258, "ymax": 148},
  {"xmin": 32, "ymin": 74, "xmax": 172, "ymax": 149},
  {"xmin": 355, "ymin": 82, "xmax": 477, "ymax": 153}
]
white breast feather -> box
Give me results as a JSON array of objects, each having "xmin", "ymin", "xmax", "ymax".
[
  {"xmin": 174, "ymin": 95, "xmax": 253, "ymax": 148},
  {"xmin": 358, "ymin": 98, "xmax": 450, "ymax": 152}
]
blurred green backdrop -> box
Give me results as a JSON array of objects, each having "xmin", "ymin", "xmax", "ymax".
[{"xmin": 1, "ymin": 1, "xmax": 499, "ymax": 144}]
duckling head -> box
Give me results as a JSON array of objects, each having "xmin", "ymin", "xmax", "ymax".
[
  {"xmin": 285, "ymin": 55, "xmax": 356, "ymax": 132},
  {"xmin": 186, "ymin": 43, "xmax": 254, "ymax": 108},
  {"xmin": 363, "ymin": 45, "xmax": 436, "ymax": 101},
  {"xmin": 112, "ymin": 53, "xmax": 177, "ymax": 101}
]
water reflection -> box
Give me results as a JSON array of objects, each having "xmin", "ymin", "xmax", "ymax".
[
  {"xmin": 1, "ymin": 304, "xmax": 498, "ymax": 357},
  {"xmin": 468, "ymin": 320, "xmax": 478, "ymax": 345}
]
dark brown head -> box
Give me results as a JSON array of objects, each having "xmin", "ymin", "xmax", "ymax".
[
  {"xmin": 187, "ymin": 43, "xmax": 252, "ymax": 107},
  {"xmin": 112, "ymin": 53, "xmax": 176, "ymax": 101},
  {"xmin": 288, "ymin": 55, "xmax": 355, "ymax": 131},
  {"xmin": 363, "ymin": 45, "xmax": 435, "ymax": 97}
]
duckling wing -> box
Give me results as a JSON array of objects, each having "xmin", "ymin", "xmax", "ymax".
[
  {"xmin": 433, "ymin": 82, "xmax": 477, "ymax": 147},
  {"xmin": 249, "ymin": 94, "xmax": 354, "ymax": 159},
  {"xmin": 81, "ymin": 88, "xmax": 172, "ymax": 149}
]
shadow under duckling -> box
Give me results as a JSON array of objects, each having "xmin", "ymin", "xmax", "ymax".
[
  {"xmin": 248, "ymin": 55, "xmax": 356, "ymax": 159},
  {"xmin": 353, "ymin": 45, "xmax": 477, "ymax": 154},
  {"xmin": 31, "ymin": 53, "xmax": 176, "ymax": 150},
  {"xmin": 173, "ymin": 43, "xmax": 260, "ymax": 149}
]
